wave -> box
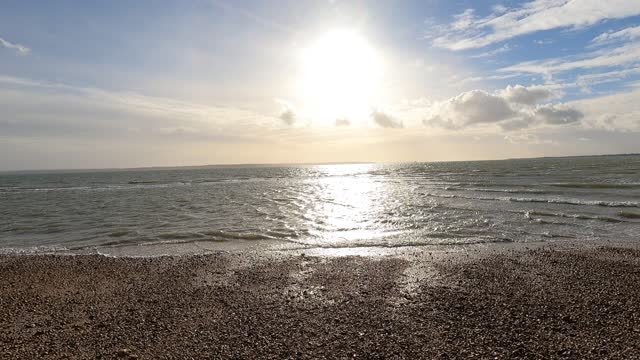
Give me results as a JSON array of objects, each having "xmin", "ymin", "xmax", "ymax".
[
  {"xmin": 510, "ymin": 197, "xmax": 639, "ymax": 208},
  {"xmin": 0, "ymin": 186, "xmax": 94, "ymax": 193},
  {"xmin": 1, "ymin": 178, "xmax": 258, "ymax": 193},
  {"xmin": 153, "ymin": 229, "xmax": 299, "ymax": 242},
  {"xmin": 443, "ymin": 187, "xmax": 552, "ymax": 194},
  {"xmin": 523, "ymin": 211, "xmax": 625, "ymax": 223},
  {"xmin": 282, "ymin": 236, "xmax": 515, "ymax": 250},
  {"xmin": 1, "ymin": 229, "xmax": 299, "ymax": 254},
  {"xmin": 439, "ymin": 181, "xmax": 640, "ymax": 191},
  {"xmin": 157, "ymin": 232, "xmax": 205, "ymax": 240},
  {"xmin": 452, "ymin": 182, "xmax": 538, "ymax": 188},
  {"xmin": 1, "ymin": 182, "xmax": 194, "ymax": 193},
  {"xmin": 201, "ymin": 230, "xmax": 275, "ymax": 241},
  {"xmin": 545, "ymin": 182, "xmax": 640, "ymax": 189},
  {"xmin": 108, "ymin": 230, "xmax": 133, "ymax": 237},
  {"xmin": 90, "ymin": 238, "xmax": 141, "ymax": 248},
  {"xmin": 423, "ymin": 193, "xmax": 640, "ymax": 208},
  {"xmin": 136, "ymin": 231, "xmax": 295, "ymax": 247},
  {"xmin": 619, "ymin": 211, "xmax": 640, "ymax": 219}
]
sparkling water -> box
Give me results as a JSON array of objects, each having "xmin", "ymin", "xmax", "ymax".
[{"xmin": 1, "ymin": 155, "xmax": 639, "ymax": 254}]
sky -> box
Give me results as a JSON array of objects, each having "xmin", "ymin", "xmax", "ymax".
[{"xmin": 1, "ymin": 0, "xmax": 639, "ymax": 170}]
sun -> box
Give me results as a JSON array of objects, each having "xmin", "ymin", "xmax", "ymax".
[{"xmin": 298, "ymin": 29, "xmax": 383, "ymax": 125}]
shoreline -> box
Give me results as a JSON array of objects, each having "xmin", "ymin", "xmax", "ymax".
[
  {"xmin": 2, "ymin": 243, "xmax": 640, "ymax": 358},
  {"xmin": 2, "ymin": 235, "xmax": 639, "ymax": 258}
]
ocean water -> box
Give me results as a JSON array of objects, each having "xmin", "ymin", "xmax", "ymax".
[{"xmin": 1, "ymin": 155, "xmax": 639, "ymax": 255}]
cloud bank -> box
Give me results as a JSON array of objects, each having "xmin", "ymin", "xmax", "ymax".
[
  {"xmin": 571, "ymin": 88, "xmax": 640, "ymax": 132},
  {"xmin": 0, "ymin": 75, "xmax": 281, "ymax": 143},
  {"xmin": 423, "ymin": 85, "xmax": 583, "ymax": 131}
]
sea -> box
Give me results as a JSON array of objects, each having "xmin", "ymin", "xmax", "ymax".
[{"xmin": 1, "ymin": 155, "xmax": 639, "ymax": 256}]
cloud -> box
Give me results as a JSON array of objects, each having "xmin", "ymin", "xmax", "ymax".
[
  {"xmin": 0, "ymin": 75, "xmax": 280, "ymax": 142},
  {"xmin": 469, "ymin": 44, "xmax": 512, "ymax": 59},
  {"xmin": 423, "ymin": 85, "xmax": 582, "ymax": 131},
  {"xmin": 423, "ymin": 90, "xmax": 516, "ymax": 129},
  {"xmin": 504, "ymin": 133, "xmax": 553, "ymax": 145},
  {"xmin": 499, "ymin": 118, "xmax": 533, "ymax": 131},
  {"xmin": 451, "ymin": 9, "xmax": 476, "ymax": 31},
  {"xmin": 279, "ymin": 108, "xmax": 295, "ymax": 125},
  {"xmin": 276, "ymin": 101, "xmax": 296, "ymax": 125},
  {"xmin": 335, "ymin": 118, "xmax": 350, "ymax": 126},
  {"xmin": 209, "ymin": 0, "xmax": 296, "ymax": 34},
  {"xmin": 574, "ymin": 67, "xmax": 640, "ymax": 88},
  {"xmin": 592, "ymin": 25, "xmax": 640, "ymax": 44},
  {"xmin": 427, "ymin": 0, "xmax": 640, "ymax": 50},
  {"xmin": 498, "ymin": 84, "xmax": 557, "ymax": 105},
  {"xmin": 533, "ymin": 105, "xmax": 583, "ymax": 125},
  {"xmin": 492, "ymin": 5, "xmax": 508, "ymax": 15},
  {"xmin": 0, "ymin": 37, "xmax": 30, "ymax": 55},
  {"xmin": 500, "ymin": 41, "xmax": 640, "ymax": 76},
  {"xmin": 158, "ymin": 126, "xmax": 199, "ymax": 135},
  {"xmin": 570, "ymin": 88, "xmax": 640, "ymax": 132},
  {"xmin": 371, "ymin": 110, "xmax": 403, "ymax": 128}
]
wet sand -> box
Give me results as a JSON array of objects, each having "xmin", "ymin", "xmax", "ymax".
[{"xmin": 1, "ymin": 246, "xmax": 640, "ymax": 359}]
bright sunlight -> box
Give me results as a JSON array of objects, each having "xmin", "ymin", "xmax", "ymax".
[{"xmin": 298, "ymin": 29, "xmax": 383, "ymax": 126}]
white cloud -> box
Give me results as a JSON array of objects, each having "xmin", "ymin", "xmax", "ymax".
[
  {"xmin": 490, "ymin": 23, "xmax": 640, "ymax": 92},
  {"xmin": 500, "ymin": 41, "xmax": 640, "ymax": 75},
  {"xmin": 428, "ymin": 0, "xmax": 640, "ymax": 50},
  {"xmin": 469, "ymin": 44, "xmax": 512, "ymax": 59},
  {"xmin": 497, "ymin": 35, "xmax": 640, "ymax": 91},
  {"xmin": 574, "ymin": 67, "xmax": 640, "ymax": 88},
  {"xmin": 570, "ymin": 88, "xmax": 640, "ymax": 132},
  {"xmin": 493, "ymin": 67, "xmax": 640, "ymax": 95},
  {"xmin": 371, "ymin": 110, "xmax": 403, "ymax": 128},
  {"xmin": 422, "ymin": 85, "xmax": 582, "ymax": 131},
  {"xmin": 451, "ymin": 9, "xmax": 476, "ymax": 31},
  {"xmin": 492, "ymin": 4, "xmax": 508, "ymax": 15},
  {"xmin": 0, "ymin": 75, "xmax": 281, "ymax": 141},
  {"xmin": 0, "ymin": 37, "xmax": 30, "ymax": 55},
  {"xmin": 592, "ymin": 25, "xmax": 640, "ymax": 44},
  {"xmin": 457, "ymin": 72, "xmax": 524, "ymax": 86},
  {"xmin": 498, "ymin": 84, "xmax": 557, "ymax": 105}
]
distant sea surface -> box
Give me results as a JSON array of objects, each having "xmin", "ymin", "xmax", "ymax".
[{"xmin": 1, "ymin": 155, "xmax": 639, "ymax": 255}]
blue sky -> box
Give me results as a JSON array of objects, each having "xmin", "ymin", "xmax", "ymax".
[{"xmin": 1, "ymin": 0, "xmax": 639, "ymax": 170}]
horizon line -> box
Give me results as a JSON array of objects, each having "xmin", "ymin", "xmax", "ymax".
[{"xmin": 1, "ymin": 152, "xmax": 638, "ymax": 174}]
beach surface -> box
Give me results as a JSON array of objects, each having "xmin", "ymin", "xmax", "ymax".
[{"xmin": 1, "ymin": 245, "xmax": 640, "ymax": 359}]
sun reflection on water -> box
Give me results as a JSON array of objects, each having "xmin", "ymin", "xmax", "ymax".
[{"xmin": 305, "ymin": 163, "xmax": 389, "ymax": 245}]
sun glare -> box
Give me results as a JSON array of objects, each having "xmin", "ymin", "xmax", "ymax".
[{"xmin": 299, "ymin": 29, "xmax": 383, "ymax": 125}]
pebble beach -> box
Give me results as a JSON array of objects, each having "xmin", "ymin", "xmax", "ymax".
[{"xmin": 2, "ymin": 245, "xmax": 639, "ymax": 359}]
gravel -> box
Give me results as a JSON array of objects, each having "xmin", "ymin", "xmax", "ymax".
[{"xmin": 1, "ymin": 246, "xmax": 639, "ymax": 359}]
